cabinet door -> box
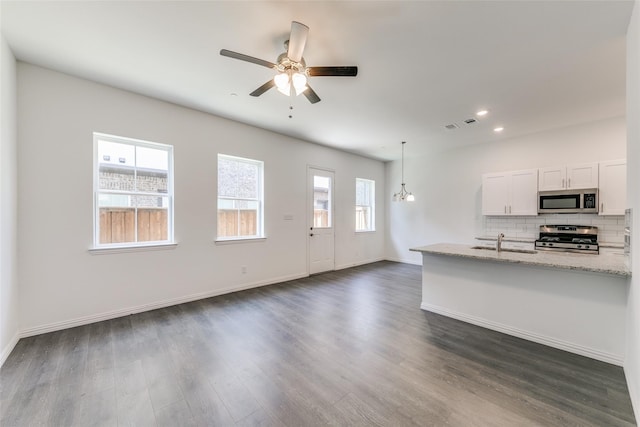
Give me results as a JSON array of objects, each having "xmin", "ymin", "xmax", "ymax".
[
  {"xmin": 509, "ymin": 169, "xmax": 538, "ymax": 215},
  {"xmin": 502, "ymin": 241, "xmax": 535, "ymax": 251},
  {"xmin": 482, "ymin": 173, "xmax": 509, "ymax": 215},
  {"xmin": 599, "ymin": 160, "xmax": 626, "ymax": 215},
  {"xmin": 538, "ymin": 167, "xmax": 566, "ymax": 191},
  {"xmin": 567, "ymin": 162, "xmax": 598, "ymax": 189}
]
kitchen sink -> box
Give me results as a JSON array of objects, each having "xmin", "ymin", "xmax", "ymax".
[{"xmin": 470, "ymin": 246, "xmax": 537, "ymax": 254}]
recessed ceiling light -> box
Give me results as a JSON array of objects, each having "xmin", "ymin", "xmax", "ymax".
[
  {"xmin": 494, "ymin": 127, "xmax": 504, "ymax": 132},
  {"xmin": 476, "ymin": 110, "xmax": 488, "ymax": 116}
]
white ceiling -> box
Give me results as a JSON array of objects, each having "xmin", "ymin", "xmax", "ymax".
[{"xmin": 1, "ymin": 1, "xmax": 633, "ymax": 161}]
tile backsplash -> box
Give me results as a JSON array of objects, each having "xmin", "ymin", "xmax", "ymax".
[{"xmin": 483, "ymin": 214, "xmax": 625, "ymax": 243}]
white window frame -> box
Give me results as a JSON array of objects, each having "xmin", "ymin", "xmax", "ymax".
[
  {"xmin": 356, "ymin": 178, "xmax": 376, "ymax": 232},
  {"xmin": 92, "ymin": 132, "xmax": 175, "ymax": 250},
  {"xmin": 216, "ymin": 154, "xmax": 264, "ymax": 241}
]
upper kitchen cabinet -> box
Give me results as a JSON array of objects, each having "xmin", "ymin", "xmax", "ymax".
[
  {"xmin": 599, "ymin": 159, "xmax": 626, "ymax": 215},
  {"xmin": 538, "ymin": 163, "xmax": 599, "ymax": 191},
  {"xmin": 482, "ymin": 169, "xmax": 538, "ymax": 216}
]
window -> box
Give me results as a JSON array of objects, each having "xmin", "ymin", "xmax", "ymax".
[
  {"xmin": 217, "ymin": 154, "xmax": 264, "ymax": 240},
  {"xmin": 313, "ymin": 175, "xmax": 332, "ymax": 228},
  {"xmin": 93, "ymin": 133, "xmax": 174, "ymax": 248},
  {"xmin": 356, "ymin": 178, "xmax": 375, "ymax": 232}
]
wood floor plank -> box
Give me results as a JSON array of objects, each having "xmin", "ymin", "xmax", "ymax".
[{"xmin": 0, "ymin": 261, "xmax": 636, "ymax": 426}]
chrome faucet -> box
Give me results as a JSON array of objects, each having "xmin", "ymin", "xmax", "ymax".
[{"xmin": 497, "ymin": 233, "xmax": 505, "ymax": 252}]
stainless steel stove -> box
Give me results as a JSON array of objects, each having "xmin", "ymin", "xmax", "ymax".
[{"xmin": 535, "ymin": 225, "xmax": 599, "ymax": 254}]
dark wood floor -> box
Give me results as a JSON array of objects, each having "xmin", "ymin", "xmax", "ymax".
[{"xmin": 0, "ymin": 261, "xmax": 636, "ymax": 426}]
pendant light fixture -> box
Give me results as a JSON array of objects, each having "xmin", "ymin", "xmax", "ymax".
[{"xmin": 393, "ymin": 141, "xmax": 415, "ymax": 202}]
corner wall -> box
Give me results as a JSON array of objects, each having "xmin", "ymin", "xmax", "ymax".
[
  {"xmin": 625, "ymin": 0, "xmax": 640, "ymax": 420},
  {"xmin": 0, "ymin": 35, "xmax": 19, "ymax": 365},
  {"xmin": 16, "ymin": 63, "xmax": 386, "ymax": 335}
]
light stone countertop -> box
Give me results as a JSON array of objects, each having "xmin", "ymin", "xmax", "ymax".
[
  {"xmin": 410, "ymin": 243, "xmax": 631, "ymax": 277},
  {"xmin": 475, "ymin": 236, "xmax": 536, "ymax": 243}
]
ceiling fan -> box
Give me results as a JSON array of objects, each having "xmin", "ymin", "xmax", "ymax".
[{"xmin": 220, "ymin": 21, "xmax": 358, "ymax": 104}]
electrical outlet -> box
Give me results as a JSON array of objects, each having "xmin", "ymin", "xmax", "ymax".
[{"xmin": 241, "ymin": 266, "xmax": 247, "ymax": 274}]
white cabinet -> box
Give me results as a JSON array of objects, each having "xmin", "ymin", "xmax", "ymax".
[
  {"xmin": 482, "ymin": 172, "xmax": 509, "ymax": 215},
  {"xmin": 538, "ymin": 163, "xmax": 599, "ymax": 191},
  {"xmin": 502, "ymin": 241, "xmax": 535, "ymax": 251},
  {"xmin": 482, "ymin": 169, "xmax": 538, "ymax": 216},
  {"xmin": 599, "ymin": 159, "xmax": 626, "ymax": 215}
]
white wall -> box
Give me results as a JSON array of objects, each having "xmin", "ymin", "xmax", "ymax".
[
  {"xmin": 16, "ymin": 63, "xmax": 385, "ymax": 334},
  {"xmin": 0, "ymin": 35, "xmax": 19, "ymax": 365},
  {"xmin": 625, "ymin": 0, "xmax": 640, "ymax": 420},
  {"xmin": 386, "ymin": 116, "xmax": 627, "ymax": 264}
]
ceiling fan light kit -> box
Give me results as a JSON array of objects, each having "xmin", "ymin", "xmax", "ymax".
[{"xmin": 220, "ymin": 21, "xmax": 358, "ymax": 104}]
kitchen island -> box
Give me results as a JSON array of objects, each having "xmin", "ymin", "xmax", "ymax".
[{"xmin": 410, "ymin": 243, "xmax": 630, "ymax": 365}]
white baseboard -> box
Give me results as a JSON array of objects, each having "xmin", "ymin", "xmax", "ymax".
[
  {"xmin": 421, "ymin": 302, "xmax": 623, "ymax": 366},
  {"xmin": 384, "ymin": 256, "xmax": 421, "ymax": 266},
  {"xmin": 335, "ymin": 257, "xmax": 385, "ymax": 270},
  {"xmin": 19, "ymin": 272, "xmax": 309, "ymax": 338},
  {"xmin": 1, "ymin": 331, "xmax": 20, "ymax": 367}
]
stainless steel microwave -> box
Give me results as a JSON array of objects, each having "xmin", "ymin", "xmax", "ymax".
[{"xmin": 538, "ymin": 189, "xmax": 599, "ymax": 214}]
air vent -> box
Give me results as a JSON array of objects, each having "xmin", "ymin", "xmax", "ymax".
[
  {"xmin": 444, "ymin": 123, "xmax": 459, "ymax": 130},
  {"xmin": 464, "ymin": 118, "xmax": 477, "ymax": 124}
]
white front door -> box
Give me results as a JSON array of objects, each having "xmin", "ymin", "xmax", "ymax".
[{"xmin": 308, "ymin": 167, "xmax": 335, "ymax": 275}]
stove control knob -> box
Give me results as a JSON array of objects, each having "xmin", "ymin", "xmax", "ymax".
[
  {"xmin": 549, "ymin": 243, "xmax": 553, "ymax": 247},
  {"xmin": 577, "ymin": 244, "xmax": 582, "ymax": 248}
]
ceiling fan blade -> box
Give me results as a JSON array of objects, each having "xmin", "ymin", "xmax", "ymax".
[
  {"xmin": 303, "ymin": 85, "xmax": 321, "ymax": 104},
  {"xmin": 250, "ymin": 80, "xmax": 276, "ymax": 97},
  {"xmin": 287, "ymin": 21, "xmax": 309, "ymax": 63},
  {"xmin": 220, "ymin": 49, "xmax": 276, "ymax": 69},
  {"xmin": 307, "ymin": 66, "xmax": 358, "ymax": 77}
]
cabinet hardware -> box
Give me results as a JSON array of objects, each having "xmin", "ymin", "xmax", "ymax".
[
  {"xmin": 509, "ymin": 206, "xmax": 512, "ymax": 214},
  {"xmin": 504, "ymin": 206, "xmax": 507, "ymax": 214},
  {"xmin": 310, "ymin": 233, "xmax": 314, "ymax": 237},
  {"xmin": 562, "ymin": 178, "xmax": 565, "ymax": 188},
  {"xmin": 601, "ymin": 203, "xmax": 604, "ymax": 212},
  {"xmin": 568, "ymin": 178, "xmax": 571, "ymax": 188}
]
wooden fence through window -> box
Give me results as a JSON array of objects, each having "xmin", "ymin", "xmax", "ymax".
[
  {"xmin": 217, "ymin": 210, "xmax": 257, "ymax": 237},
  {"xmin": 100, "ymin": 208, "xmax": 259, "ymax": 243},
  {"xmin": 99, "ymin": 208, "xmax": 168, "ymax": 244}
]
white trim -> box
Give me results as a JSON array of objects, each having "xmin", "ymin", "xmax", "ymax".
[
  {"xmin": 215, "ymin": 237, "xmax": 266, "ymax": 245},
  {"xmin": 384, "ymin": 256, "xmax": 422, "ymax": 266},
  {"xmin": 89, "ymin": 242, "xmax": 178, "ymax": 255},
  {"xmin": 1, "ymin": 331, "xmax": 20, "ymax": 368},
  {"xmin": 421, "ymin": 302, "xmax": 623, "ymax": 366},
  {"xmin": 18, "ymin": 272, "xmax": 308, "ymax": 338},
  {"xmin": 335, "ymin": 257, "xmax": 385, "ymax": 270}
]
